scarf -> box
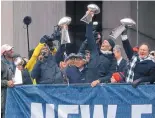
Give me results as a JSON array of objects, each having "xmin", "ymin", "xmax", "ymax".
[
  {"xmin": 126, "ymin": 55, "xmax": 153, "ymax": 83},
  {"xmin": 100, "ymin": 50, "xmax": 112, "ymax": 54}
]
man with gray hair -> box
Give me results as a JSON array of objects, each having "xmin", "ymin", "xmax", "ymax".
[
  {"xmin": 121, "ymin": 29, "xmax": 155, "ymax": 87},
  {"xmin": 113, "ymin": 45, "xmax": 127, "ymax": 72},
  {"xmin": 111, "ymin": 45, "xmax": 127, "ymax": 83}
]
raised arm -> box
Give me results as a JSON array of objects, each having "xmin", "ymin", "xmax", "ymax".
[
  {"xmin": 86, "ymin": 23, "xmax": 99, "ymax": 55},
  {"xmin": 121, "ymin": 34, "xmax": 134, "ymax": 60},
  {"xmin": 78, "ymin": 39, "xmax": 88, "ymax": 54},
  {"xmin": 55, "ymin": 44, "xmax": 66, "ymax": 65}
]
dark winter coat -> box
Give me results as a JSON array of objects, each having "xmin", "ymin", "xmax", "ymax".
[
  {"xmin": 116, "ymin": 58, "xmax": 127, "ymax": 72},
  {"xmin": 65, "ymin": 65, "xmax": 87, "ymax": 84},
  {"xmin": 22, "ymin": 69, "xmax": 33, "ymax": 85},
  {"xmin": 85, "ymin": 23, "xmax": 117, "ymax": 83},
  {"xmin": 122, "ymin": 39, "xmax": 155, "ymax": 83},
  {"xmin": 31, "ymin": 45, "xmax": 66, "ymax": 84},
  {"xmin": 1, "ymin": 56, "xmax": 16, "ymax": 75},
  {"xmin": 1, "ymin": 61, "xmax": 12, "ymax": 115},
  {"xmin": 31, "ymin": 54, "xmax": 63, "ymax": 84}
]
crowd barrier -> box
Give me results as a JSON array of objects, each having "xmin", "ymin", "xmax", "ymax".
[{"xmin": 5, "ymin": 84, "xmax": 155, "ymax": 118}]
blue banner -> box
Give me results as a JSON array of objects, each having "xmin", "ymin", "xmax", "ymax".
[{"xmin": 5, "ymin": 84, "xmax": 155, "ymax": 118}]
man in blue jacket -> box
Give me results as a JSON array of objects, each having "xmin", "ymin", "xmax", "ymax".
[{"xmin": 65, "ymin": 53, "xmax": 87, "ymax": 84}]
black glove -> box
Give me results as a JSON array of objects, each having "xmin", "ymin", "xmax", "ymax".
[
  {"xmin": 51, "ymin": 27, "xmax": 61, "ymax": 41},
  {"xmin": 132, "ymin": 78, "xmax": 143, "ymax": 88},
  {"xmin": 40, "ymin": 35, "xmax": 52, "ymax": 43}
]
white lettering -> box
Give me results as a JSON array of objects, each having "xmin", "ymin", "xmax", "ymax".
[
  {"xmin": 93, "ymin": 105, "xmax": 117, "ymax": 118},
  {"xmin": 30, "ymin": 103, "xmax": 153, "ymax": 118},
  {"xmin": 46, "ymin": 104, "xmax": 55, "ymax": 118},
  {"xmin": 132, "ymin": 104, "xmax": 152, "ymax": 118},
  {"xmin": 58, "ymin": 105, "xmax": 78, "ymax": 118},
  {"xmin": 31, "ymin": 103, "xmax": 43, "ymax": 118},
  {"xmin": 80, "ymin": 105, "xmax": 90, "ymax": 118},
  {"xmin": 107, "ymin": 105, "xmax": 117, "ymax": 118},
  {"xmin": 93, "ymin": 105, "xmax": 104, "ymax": 118}
]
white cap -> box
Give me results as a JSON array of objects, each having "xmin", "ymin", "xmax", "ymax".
[
  {"xmin": 1, "ymin": 44, "xmax": 13, "ymax": 55},
  {"xmin": 93, "ymin": 21, "xmax": 98, "ymax": 25}
]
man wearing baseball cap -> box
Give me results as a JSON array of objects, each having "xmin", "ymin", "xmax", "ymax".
[
  {"xmin": 1, "ymin": 44, "xmax": 16, "ymax": 74},
  {"xmin": 1, "ymin": 44, "xmax": 13, "ymax": 55},
  {"xmin": 1, "ymin": 44, "xmax": 15, "ymax": 118},
  {"xmin": 65, "ymin": 53, "xmax": 88, "ymax": 84}
]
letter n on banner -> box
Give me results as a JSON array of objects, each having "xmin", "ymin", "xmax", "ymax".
[{"xmin": 31, "ymin": 103, "xmax": 55, "ymax": 118}]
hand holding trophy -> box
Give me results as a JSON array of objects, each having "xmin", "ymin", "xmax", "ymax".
[
  {"xmin": 109, "ymin": 18, "xmax": 136, "ymax": 40},
  {"xmin": 58, "ymin": 17, "xmax": 72, "ymax": 44},
  {"xmin": 80, "ymin": 4, "xmax": 100, "ymax": 24}
]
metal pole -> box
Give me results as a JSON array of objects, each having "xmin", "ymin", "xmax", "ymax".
[
  {"xmin": 26, "ymin": 25, "xmax": 30, "ymax": 56},
  {"xmin": 136, "ymin": 0, "xmax": 139, "ymax": 46}
]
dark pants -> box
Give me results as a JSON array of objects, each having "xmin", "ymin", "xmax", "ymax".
[{"xmin": 1, "ymin": 112, "xmax": 5, "ymax": 118}]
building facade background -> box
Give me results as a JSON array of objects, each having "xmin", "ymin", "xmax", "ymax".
[{"xmin": 1, "ymin": 1, "xmax": 155, "ymax": 58}]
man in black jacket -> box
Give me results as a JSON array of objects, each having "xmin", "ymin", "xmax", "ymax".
[
  {"xmin": 113, "ymin": 45, "xmax": 127, "ymax": 72},
  {"xmin": 83, "ymin": 10, "xmax": 117, "ymax": 87},
  {"xmin": 121, "ymin": 30, "xmax": 155, "ymax": 88},
  {"xmin": 31, "ymin": 43, "xmax": 65, "ymax": 84},
  {"xmin": 110, "ymin": 45, "xmax": 127, "ymax": 83}
]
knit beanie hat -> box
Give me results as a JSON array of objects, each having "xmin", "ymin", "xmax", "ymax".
[{"xmin": 106, "ymin": 39, "xmax": 115, "ymax": 51}]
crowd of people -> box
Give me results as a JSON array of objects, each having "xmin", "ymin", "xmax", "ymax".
[{"xmin": 1, "ymin": 9, "xmax": 155, "ymax": 118}]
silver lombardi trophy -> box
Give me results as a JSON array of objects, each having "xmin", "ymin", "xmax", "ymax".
[
  {"xmin": 80, "ymin": 4, "xmax": 100, "ymax": 24},
  {"xmin": 58, "ymin": 16, "xmax": 72, "ymax": 44},
  {"xmin": 109, "ymin": 18, "xmax": 136, "ymax": 40}
]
